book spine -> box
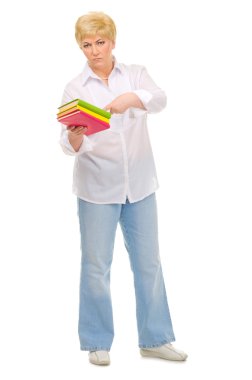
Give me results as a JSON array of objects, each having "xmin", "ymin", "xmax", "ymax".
[
  {"xmin": 58, "ymin": 99, "xmax": 78, "ymax": 112},
  {"xmin": 58, "ymin": 105, "xmax": 109, "ymax": 123}
]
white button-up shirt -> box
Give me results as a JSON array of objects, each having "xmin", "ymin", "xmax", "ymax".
[{"xmin": 60, "ymin": 59, "xmax": 167, "ymax": 204}]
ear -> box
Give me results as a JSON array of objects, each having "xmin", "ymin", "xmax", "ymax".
[{"xmin": 112, "ymin": 40, "xmax": 116, "ymax": 49}]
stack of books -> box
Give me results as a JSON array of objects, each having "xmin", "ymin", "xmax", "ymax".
[{"xmin": 57, "ymin": 98, "xmax": 111, "ymax": 135}]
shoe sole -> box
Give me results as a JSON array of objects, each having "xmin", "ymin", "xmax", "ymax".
[
  {"xmin": 89, "ymin": 358, "xmax": 110, "ymax": 366},
  {"xmin": 140, "ymin": 349, "xmax": 187, "ymax": 361}
]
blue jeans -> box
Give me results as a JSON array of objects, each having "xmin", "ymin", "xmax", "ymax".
[{"xmin": 77, "ymin": 193, "xmax": 175, "ymax": 351}]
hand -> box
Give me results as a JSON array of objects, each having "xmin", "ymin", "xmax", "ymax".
[
  {"xmin": 104, "ymin": 92, "xmax": 144, "ymax": 114},
  {"xmin": 68, "ymin": 126, "xmax": 87, "ymax": 152}
]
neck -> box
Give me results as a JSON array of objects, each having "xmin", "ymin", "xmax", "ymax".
[{"xmin": 90, "ymin": 59, "xmax": 114, "ymax": 80}]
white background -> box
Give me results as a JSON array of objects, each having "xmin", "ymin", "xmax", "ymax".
[{"xmin": 0, "ymin": 0, "xmax": 251, "ymax": 379}]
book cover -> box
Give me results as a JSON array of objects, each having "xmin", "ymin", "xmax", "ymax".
[
  {"xmin": 58, "ymin": 98, "xmax": 111, "ymax": 119},
  {"xmin": 58, "ymin": 109, "xmax": 110, "ymax": 136},
  {"xmin": 57, "ymin": 104, "xmax": 109, "ymax": 123}
]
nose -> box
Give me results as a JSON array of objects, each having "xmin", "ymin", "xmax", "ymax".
[{"xmin": 91, "ymin": 44, "xmax": 99, "ymax": 55}]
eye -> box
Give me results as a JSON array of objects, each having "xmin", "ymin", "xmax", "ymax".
[
  {"xmin": 83, "ymin": 43, "xmax": 91, "ymax": 49},
  {"xmin": 97, "ymin": 40, "xmax": 105, "ymax": 46}
]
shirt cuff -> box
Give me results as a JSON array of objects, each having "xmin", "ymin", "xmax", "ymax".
[{"xmin": 132, "ymin": 89, "xmax": 153, "ymax": 108}]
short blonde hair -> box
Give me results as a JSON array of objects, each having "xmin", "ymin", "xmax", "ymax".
[{"xmin": 75, "ymin": 12, "xmax": 117, "ymax": 45}]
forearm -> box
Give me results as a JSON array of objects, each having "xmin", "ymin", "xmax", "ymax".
[
  {"xmin": 105, "ymin": 92, "xmax": 145, "ymax": 114},
  {"xmin": 126, "ymin": 92, "xmax": 145, "ymax": 109}
]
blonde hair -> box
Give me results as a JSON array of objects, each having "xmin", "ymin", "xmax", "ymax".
[{"xmin": 75, "ymin": 11, "xmax": 117, "ymax": 45}]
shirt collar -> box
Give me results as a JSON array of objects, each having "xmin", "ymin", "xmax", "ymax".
[{"xmin": 80, "ymin": 57, "xmax": 123, "ymax": 85}]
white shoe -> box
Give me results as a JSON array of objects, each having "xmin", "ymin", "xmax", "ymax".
[
  {"xmin": 140, "ymin": 344, "xmax": 188, "ymax": 361},
  {"xmin": 88, "ymin": 350, "xmax": 110, "ymax": 366}
]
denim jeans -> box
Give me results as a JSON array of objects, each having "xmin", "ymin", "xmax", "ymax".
[{"xmin": 77, "ymin": 193, "xmax": 175, "ymax": 351}]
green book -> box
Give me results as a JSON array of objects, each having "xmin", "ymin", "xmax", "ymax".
[{"xmin": 58, "ymin": 98, "xmax": 111, "ymax": 119}]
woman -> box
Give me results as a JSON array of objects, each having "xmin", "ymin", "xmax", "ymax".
[{"xmin": 60, "ymin": 11, "xmax": 187, "ymax": 366}]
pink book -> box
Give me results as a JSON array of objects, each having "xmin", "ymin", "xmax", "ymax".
[{"xmin": 58, "ymin": 109, "xmax": 110, "ymax": 136}]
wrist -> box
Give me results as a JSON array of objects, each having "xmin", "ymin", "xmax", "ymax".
[{"xmin": 68, "ymin": 132, "xmax": 84, "ymax": 152}]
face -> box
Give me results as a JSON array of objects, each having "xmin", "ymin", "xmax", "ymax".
[{"xmin": 80, "ymin": 35, "xmax": 115, "ymax": 71}]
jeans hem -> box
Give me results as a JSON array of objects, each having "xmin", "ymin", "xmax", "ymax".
[
  {"xmin": 139, "ymin": 337, "xmax": 175, "ymax": 349},
  {"xmin": 80, "ymin": 346, "xmax": 111, "ymax": 351}
]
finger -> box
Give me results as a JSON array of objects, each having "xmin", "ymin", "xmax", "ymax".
[
  {"xmin": 75, "ymin": 126, "xmax": 88, "ymax": 135},
  {"xmin": 69, "ymin": 126, "xmax": 84, "ymax": 132},
  {"xmin": 74, "ymin": 129, "xmax": 83, "ymax": 135},
  {"xmin": 104, "ymin": 103, "xmax": 111, "ymax": 111},
  {"xmin": 68, "ymin": 125, "xmax": 76, "ymax": 131},
  {"xmin": 106, "ymin": 107, "xmax": 113, "ymax": 114}
]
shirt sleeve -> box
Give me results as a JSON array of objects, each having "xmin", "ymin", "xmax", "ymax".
[
  {"xmin": 59, "ymin": 86, "xmax": 93, "ymax": 156},
  {"xmin": 131, "ymin": 65, "xmax": 167, "ymax": 113}
]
